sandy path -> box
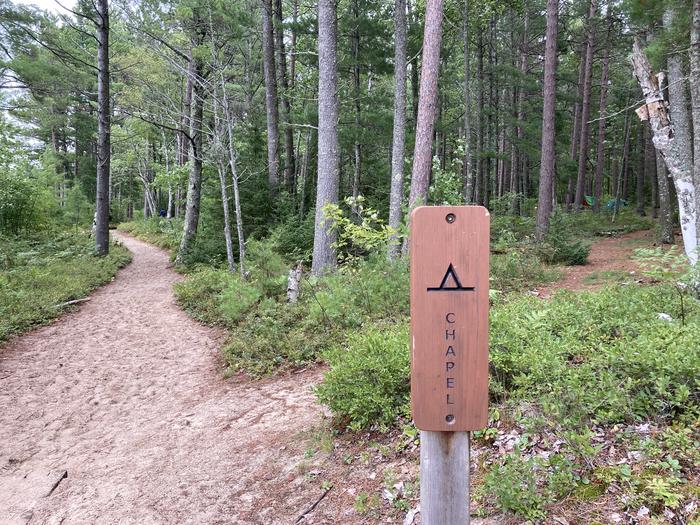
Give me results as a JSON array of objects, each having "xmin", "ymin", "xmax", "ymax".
[
  {"xmin": 536, "ymin": 229, "xmax": 668, "ymax": 296},
  {"xmin": 0, "ymin": 233, "xmax": 325, "ymax": 525}
]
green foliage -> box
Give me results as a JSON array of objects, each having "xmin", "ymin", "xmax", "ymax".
[
  {"xmin": 491, "ymin": 249, "xmax": 561, "ymax": 292},
  {"xmin": 536, "ymin": 213, "xmax": 591, "ymax": 265},
  {"xmin": 0, "ymin": 232, "xmax": 131, "ymax": 341},
  {"xmin": 118, "ymin": 218, "xmax": 182, "ymax": 251},
  {"xmin": 315, "ymin": 324, "xmax": 410, "ymax": 431},
  {"xmin": 174, "ymin": 267, "xmax": 238, "ymax": 325},
  {"xmin": 0, "ymin": 169, "xmax": 55, "ymax": 234},
  {"xmin": 223, "ymin": 298, "xmax": 333, "ymax": 376},
  {"xmin": 482, "ymin": 450, "xmax": 579, "ymax": 519},
  {"xmin": 324, "ymin": 197, "xmax": 396, "ymax": 264},
  {"xmin": 428, "ymin": 152, "xmax": 464, "ymax": 206},
  {"xmin": 490, "ymin": 285, "xmax": 700, "ymax": 425},
  {"xmin": 269, "ymin": 212, "xmax": 316, "ymax": 263},
  {"xmin": 308, "ymin": 255, "xmax": 409, "ymax": 328}
]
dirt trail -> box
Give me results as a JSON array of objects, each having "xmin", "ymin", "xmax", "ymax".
[
  {"xmin": 0, "ymin": 233, "xmax": 327, "ymax": 525},
  {"xmin": 537, "ymin": 229, "xmax": 667, "ymax": 296}
]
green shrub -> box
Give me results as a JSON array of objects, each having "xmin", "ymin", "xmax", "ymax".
[
  {"xmin": 0, "ymin": 232, "xmax": 131, "ymax": 341},
  {"xmin": 223, "ymin": 298, "xmax": 336, "ymax": 376},
  {"xmin": 308, "ymin": 255, "xmax": 409, "ymax": 328},
  {"xmin": 118, "ymin": 218, "xmax": 182, "ymax": 251},
  {"xmin": 491, "ymin": 249, "xmax": 561, "ymax": 292},
  {"xmin": 218, "ymin": 278, "xmax": 262, "ymax": 324},
  {"xmin": 490, "ymin": 285, "xmax": 700, "ymax": 425},
  {"xmin": 246, "ymin": 238, "xmax": 289, "ymax": 297},
  {"xmin": 315, "ymin": 323, "xmax": 410, "ymax": 431},
  {"xmin": 173, "ymin": 267, "xmax": 238, "ymax": 325},
  {"xmin": 482, "ymin": 450, "xmax": 578, "ymax": 519},
  {"xmin": 536, "ymin": 214, "xmax": 591, "ymax": 265}
]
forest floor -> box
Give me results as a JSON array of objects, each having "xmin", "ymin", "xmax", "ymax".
[
  {"xmin": 536, "ymin": 228, "xmax": 670, "ymax": 297},
  {"xmin": 0, "ymin": 227, "xmax": 674, "ymax": 524}
]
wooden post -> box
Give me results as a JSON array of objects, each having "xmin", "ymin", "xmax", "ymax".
[
  {"xmin": 410, "ymin": 206, "xmax": 489, "ymax": 525},
  {"xmin": 420, "ymin": 431, "xmax": 470, "ymax": 524}
]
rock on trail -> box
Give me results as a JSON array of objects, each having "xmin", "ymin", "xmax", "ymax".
[{"xmin": 0, "ymin": 233, "xmax": 325, "ymax": 524}]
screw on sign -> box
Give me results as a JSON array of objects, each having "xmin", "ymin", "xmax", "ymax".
[{"xmin": 410, "ymin": 206, "xmax": 489, "ymax": 525}]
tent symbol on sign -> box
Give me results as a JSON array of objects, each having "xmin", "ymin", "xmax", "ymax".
[{"xmin": 427, "ymin": 263, "xmax": 475, "ymax": 292}]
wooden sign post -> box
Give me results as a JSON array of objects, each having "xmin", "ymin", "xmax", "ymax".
[{"xmin": 410, "ymin": 206, "xmax": 490, "ymax": 524}]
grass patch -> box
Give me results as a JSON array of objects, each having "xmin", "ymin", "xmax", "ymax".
[
  {"xmin": 0, "ymin": 231, "xmax": 131, "ymax": 342},
  {"xmin": 118, "ymin": 218, "xmax": 182, "ymax": 251},
  {"xmin": 582, "ymin": 269, "xmax": 631, "ymax": 285}
]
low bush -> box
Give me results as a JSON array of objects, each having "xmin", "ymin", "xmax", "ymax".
[
  {"xmin": 318, "ymin": 283, "xmax": 700, "ymax": 431},
  {"xmin": 535, "ymin": 213, "xmax": 591, "ymax": 265},
  {"xmin": 118, "ymin": 218, "xmax": 182, "ymax": 251},
  {"xmin": 315, "ymin": 324, "xmax": 410, "ymax": 431},
  {"xmin": 0, "ymin": 232, "xmax": 131, "ymax": 341},
  {"xmin": 223, "ymin": 298, "xmax": 335, "ymax": 376},
  {"xmin": 490, "ymin": 285, "xmax": 700, "ymax": 425},
  {"xmin": 308, "ymin": 255, "xmax": 409, "ymax": 328}
]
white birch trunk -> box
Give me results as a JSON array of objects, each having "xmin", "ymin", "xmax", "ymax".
[{"xmin": 632, "ymin": 37, "xmax": 698, "ymax": 264}]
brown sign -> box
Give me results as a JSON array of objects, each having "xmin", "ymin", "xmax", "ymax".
[{"xmin": 410, "ymin": 206, "xmax": 490, "ymax": 431}]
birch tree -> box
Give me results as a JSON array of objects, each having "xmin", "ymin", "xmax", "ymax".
[{"xmin": 632, "ymin": 37, "xmax": 697, "ymax": 264}]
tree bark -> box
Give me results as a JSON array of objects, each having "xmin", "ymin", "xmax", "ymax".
[
  {"xmin": 475, "ymin": 33, "xmax": 484, "ymax": 205},
  {"xmin": 535, "ymin": 0, "xmax": 558, "ymax": 242},
  {"xmin": 657, "ymin": 150, "xmax": 675, "ymax": 244},
  {"xmin": 574, "ymin": 0, "xmax": 596, "ymax": 210},
  {"xmin": 274, "ymin": 0, "xmax": 295, "ymax": 190},
  {"xmin": 176, "ymin": 16, "xmax": 206, "ymax": 265},
  {"xmin": 636, "ymin": 123, "xmax": 646, "ymax": 215},
  {"xmin": 262, "ymin": 0, "xmax": 280, "ymax": 195},
  {"xmin": 388, "ymin": 0, "xmax": 407, "ymax": 260},
  {"xmin": 593, "ymin": 43, "xmax": 609, "ymax": 213},
  {"xmin": 351, "ymin": 0, "xmax": 362, "ymax": 212},
  {"xmin": 311, "ymin": 0, "xmax": 340, "ymax": 274},
  {"xmin": 512, "ymin": 8, "xmax": 529, "ymax": 215},
  {"xmin": 632, "ymin": 36, "xmax": 697, "ymax": 264},
  {"xmin": 691, "ymin": 0, "xmax": 700, "ymax": 238},
  {"xmin": 647, "ymin": 121, "xmax": 658, "ymax": 218},
  {"xmin": 406, "ymin": 0, "xmax": 444, "ymax": 211},
  {"xmin": 95, "ymin": 0, "xmax": 110, "ymax": 255},
  {"xmin": 461, "ymin": 0, "xmax": 473, "ymax": 203}
]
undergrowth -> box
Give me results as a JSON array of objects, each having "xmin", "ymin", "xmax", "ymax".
[{"xmin": 0, "ymin": 231, "xmax": 131, "ymax": 342}]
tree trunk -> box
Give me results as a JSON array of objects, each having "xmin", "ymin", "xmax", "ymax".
[
  {"xmin": 218, "ymin": 160, "xmax": 236, "ymax": 273},
  {"xmin": 351, "ymin": 0, "xmax": 362, "ymax": 212},
  {"xmin": 574, "ymin": 0, "xmax": 596, "ymax": 210},
  {"xmin": 535, "ymin": 0, "xmax": 558, "ymax": 241},
  {"xmin": 657, "ymin": 150, "xmax": 675, "ymax": 244},
  {"xmin": 691, "ymin": 0, "xmax": 700, "ymax": 238},
  {"xmin": 512, "ymin": 9, "xmax": 528, "ymax": 215},
  {"xmin": 570, "ymin": 42, "xmax": 587, "ymax": 163},
  {"xmin": 475, "ymin": 32, "xmax": 484, "ymax": 205},
  {"xmin": 95, "ymin": 0, "xmax": 110, "ymax": 255},
  {"xmin": 176, "ymin": 24, "xmax": 205, "ymax": 265},
  {"xmin": 593, "ymin": 43, "xmax": 609, "ymax": 213},
  {"xmin": 299, "ymin": 129, "xmax": 312, "ymax": 218},
  {"xmin": 636, "ymin": 123, "xmax": 646, "ymax": 215},
  {"xmin": 406, "ymin": 0, "xmax": 444, "ymax": 211},
  {"xmin": 262, "ymin": 0, "xmax": 280, "ymax": 195},
  {"xmin": 274, "ymin": 0, "xmax": 295, "ymax": 190},
  {"xmin": 632, "ymin": 36, "xmax": 697, "ymax": 264},
  {"xmin": 461, "ymin": 0, "xmax": 473, "ymax": 203},
  {"xmin": 290, "ymin": 0, "xmax": 298, "ymax": 88},
  {"xmin": 388, "ymin": 0, "xmax": 407, "ymax": 260},
  {"xmin": 311, "ymin": 0, "xmax": 340, "ymax": 274},
  {"xmin": 646, "ymin": 122, "xmax": 658, "ymax": 218}
]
